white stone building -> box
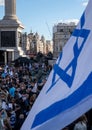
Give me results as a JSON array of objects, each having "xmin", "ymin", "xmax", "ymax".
[
  {"xmin": 53, "ymin": 22, "xmax": 76, "ymax": 58},
  {"xmin": 27, "ymin": 32, "xmax": 53, "ymax": 55},
  {"xmin": 46, "ymin": 40, "xmax": 53, "ymax": 54}
]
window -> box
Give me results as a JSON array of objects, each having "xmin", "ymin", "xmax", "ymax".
[{"xmin": 1, "ymin": 31, "xmax": 16, "ymax": 47}]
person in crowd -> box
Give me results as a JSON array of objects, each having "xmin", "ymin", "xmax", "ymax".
[
  {"xmin": 73, "ymin": 115, "xmax": 87, "ymax": 130},
  {"xmin": 9, "ymin": 110, "xmax": 16, "ymax": 130},
  {"xmin": 14, "ymin": 113, "xmax": 25, "ymax": 130},
  {"xmin": 0, "ymin": 108, "xmax": 8, "ymax": 130},
  {"xmin": 9, "ymin": 84, "xmax": 16, "ymax": 98},
  {"xmin": 86, "ymin": 109, "xmax": 92, "ymax": 130},
  {"xmin": 3, "ymin": 118, "xmax": 12, "ymax": 130}
]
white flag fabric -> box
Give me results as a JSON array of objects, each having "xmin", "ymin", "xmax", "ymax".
[{"xmin": 21, "ymin": 0, "xmax": 92, "ymax": 130}]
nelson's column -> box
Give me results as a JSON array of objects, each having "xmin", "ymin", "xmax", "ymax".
[{"xmin": 0, "ymin": 0, "xmax": 24, "ymax": 65}]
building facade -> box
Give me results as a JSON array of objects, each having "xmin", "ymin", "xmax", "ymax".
[
  {"xmin": 53, "ymin": 22, "xmax": 76, "ymax": 58},
  {"xmin": 26, "ymin": 32, "xmax": 53, "ymax": 56}
]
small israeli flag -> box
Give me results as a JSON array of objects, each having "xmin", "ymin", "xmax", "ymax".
[{"xmin": 21, "ymin": 0, "xmax": 92, "ymax": 130}]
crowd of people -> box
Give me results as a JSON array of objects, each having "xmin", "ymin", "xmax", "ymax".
[
  {"xmin": 0, "ymin": 61, "xmax": 92, "ymax": 130},
  {"xmin": 0, "ymin": 62, "xmax": 52, "ymax": 130}
]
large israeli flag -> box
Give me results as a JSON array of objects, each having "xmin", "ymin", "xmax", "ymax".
[{"xmin": 21, "ymin": 0, "xmax": 92, "ymax": 130}]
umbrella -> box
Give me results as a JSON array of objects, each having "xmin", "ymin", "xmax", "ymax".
[{"xmin": 13, "ymin": 56, "xmax": 31, "ymax": 66}]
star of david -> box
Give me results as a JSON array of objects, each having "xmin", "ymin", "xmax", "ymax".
[{"xmin": 47, "ymin": 12, "xmax": 90, "ymax": 93}]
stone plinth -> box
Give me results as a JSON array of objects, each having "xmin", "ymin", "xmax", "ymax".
[{"xmin": 0, "ymin": 0, "xmax": 24, "ymax": 64}]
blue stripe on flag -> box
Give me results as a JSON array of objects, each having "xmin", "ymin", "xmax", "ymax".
[
  {"xmin": 31, "ymin": 9, "xmax": 91, "ymax": 130},
  {"xmin": 47, "ymin": 28, "xmax": 90, "ymax": 92},
  {"xmin": 31, "ymin": 72, "xmax": 92, "ymax": 128},
  {"xmin": 80, "ymin": 12, "xmax": 85, "ymax": 28}
]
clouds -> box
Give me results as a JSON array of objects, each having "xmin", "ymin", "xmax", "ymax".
[
  {"xmin": 0, "ymin": 0, "xmax": 4, "ymax": 6},
  {"xmin": 82, "ymin": 1, "xmax": 88, "ymax": 6},
  {"xmin": 82, "ymin": 0, "xmax": 88, "ymax": 6},
  {"xmin": 63, "ymin": 19, "xmax": 79, "ymax": 24},
  {"xmin": 0, "ymin": 0, "xmax": 88, "ymax": 7}
]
